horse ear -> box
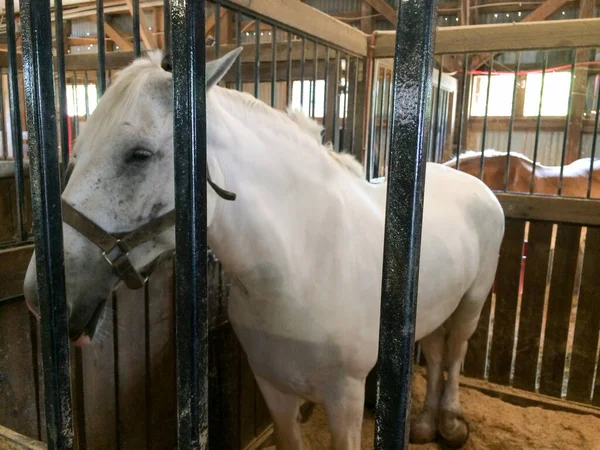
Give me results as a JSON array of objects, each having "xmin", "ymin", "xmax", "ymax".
[
  {"xmin": 161, "ymin": 46, "xmax": 242, "ymax": 90},
  {"xmin": 206, "ymin": 47, "xmax": 243, "ymax": 89}
]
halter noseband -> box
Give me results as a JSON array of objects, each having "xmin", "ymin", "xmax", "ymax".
[{"xmin": 61, "ymin": 169, "xmax": 236, "ymax": 290}]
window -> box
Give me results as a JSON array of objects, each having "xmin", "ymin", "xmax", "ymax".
[
  {"xmin": 292, "ymin": 80, "xmax": 325, "ymax": 118},
  {"xmin": 470, "ymin": 73, "xmax": 516, "ymax": 116},
  {"xmin": 66, "ymin": 84, "xmax": 98, "ymax": 117},
  {"xmin": 523, "ymin": 71, "xmax": 571, "ymax": 117},
  {"xmin": 291, "ymin": 80, "xmax": 347, "ymax": 119}
]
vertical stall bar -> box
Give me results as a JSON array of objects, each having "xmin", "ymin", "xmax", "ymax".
[
  {"xmin": 332, "ymin": 51, "xmax": 340, "ymax": 150},
  {"xmin": 84, "ymin": 71, "xmax": 90, "ymax": 119},
  {"xmin": 322, "ymin": 47, "xmax": 330, "ymax": 133},
  {"xmin": 0, "ymin": 73, "xmax": 7, "ymax": 160},
  {"xmin": 254, "ymin": 19, "xmax": 261, "ymax": 98},
  {"xmin": 96, "ymin": 0, "xmax": 106, "ymax": 97},
  {"xmin": 164, "ymin": 0, "xmax": 171, "ymax": 55},
  {"xmin": 133, "ymin": 0, "xmax": 141, "ymax": 57},
  {"xmin": 300, "ymin": 38, "xmax": 305, "ymax": 109},
  {"xmin": 340, "ymin": 55, "xmax": 349, "ymax": 151},
  {"xmin": 170, "ymin": 0, "xmax": 209, "ymax": 447},
  {"xmin": 54, "ymin": 0, "xmax": 70, "ymax": 180},
  {"xmin": 214, "ymin": 3, "xmax": 221, "ymax": 58},
  {"xmin": 558, "ymin": 50, "xmax": 577, "ymax": 196},
  {"xmin": 530, "ymin": 50, "xmax": 548, "ymax": 193},
  {"xmin": 271, "ymin": 25, "xmax": 277, "ymax": 108},
  {"xmin": 383, "ymin": 69, "xmax": 394, "ymax": 171},
  {"xmin": 367, "ymin": 68, "xmax": 379, "ymax": 180},
  {"xmin": 504, "ymin": 52, "xmax": 521, "ymax": 192},
  {"xmin": 235, "ymin": 12, "xmax": 242, "ymax": 91},
  {"xmin": 286, "ymin": 32, "xmax": 292, "ymax": 106},
  {"xmin": 6, "ymin": 0, "xmax": 27, "ymax": 240},
  {"xmin": 20, "ymin": 0, "xmax": 74, "ymax": 447},
  {"xmin": 454, "ymin": 53, "xmax": 469, "ymax": 170},
  {"xmin": 311, "ymin": 42, "xmax": 318, "ymax": 119},
  {"xmin": 349, "ymin": 57, "xmax": 359, "ymax": 156},
  {"xmin": 587, "ymin": 76, "xmax": 600, "ymax": 198},
  {"xmin": 72, "ymin": 73, "xmax": 80, "ymax": 137},
  {"xmin": 375, "ymin": 1, "xmax": 438, "ymax": 448},
  {"xmin": 377, "ymin": 73, "xmax": 387, "ymax": 165},
  {"xmin": 479, "ymin": 53, "xmax": 493, "ymax": 179},
  {"xmin": 430, "ymin": 56, "xmax": 443, "ymax": 162}
]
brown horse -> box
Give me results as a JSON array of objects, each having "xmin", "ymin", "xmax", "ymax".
[{"xmin": 443, "ymin": 150, "xmax": 600, "ymax": 198}]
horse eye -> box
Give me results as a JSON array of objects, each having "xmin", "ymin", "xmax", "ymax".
[{"xmin": 127, "ymin": 148, "xmax": 153, "ymax": 163}]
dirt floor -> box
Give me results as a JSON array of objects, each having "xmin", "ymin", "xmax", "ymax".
[{"xmin": 299, "ymin": 371, "xmax": 600, "ymax": 450}]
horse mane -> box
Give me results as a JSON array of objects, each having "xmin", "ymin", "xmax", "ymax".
[{"xmin": 285, "ymin": 107, "xmax": 364, "ymax": 178}]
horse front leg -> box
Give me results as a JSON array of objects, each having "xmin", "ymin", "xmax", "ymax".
[
  {"xmin": 323, "ymin": 376, "xmax": 365, "ymax": 450},
  {"xmin": 255, "ymin": 376, "xmax": 304, "ymax": 450}
]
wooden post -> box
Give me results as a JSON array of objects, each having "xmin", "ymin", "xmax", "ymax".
[
  {"xmin": 565, "ymin": 0, "xmax": 595, "ymax": 163},
  {"xmin": 360, "ymin": 1, "xmax": 375, "ymax": 34}
]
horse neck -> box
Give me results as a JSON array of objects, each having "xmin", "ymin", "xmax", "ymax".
[{"xmin": 206, "ymin": 92, "xmax": 345, "ymax": 276}]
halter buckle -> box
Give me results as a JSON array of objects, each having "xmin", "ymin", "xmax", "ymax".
[
  {"xmin": 102, "ymin": 239, "xmax": 131, "ymax": 267},
  {"xmin": 102, "ymin": 240, "xmax": 146, "ymax": 290}
]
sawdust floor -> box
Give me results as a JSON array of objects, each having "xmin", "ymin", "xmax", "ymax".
[{"xmin": 299, "ymin": 371, "xmax": 600, "ymax": 450}]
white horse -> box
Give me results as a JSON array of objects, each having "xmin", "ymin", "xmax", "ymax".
[{"xmin": 23, "ymin": 48, "xmax": 505, "ymax": 449}]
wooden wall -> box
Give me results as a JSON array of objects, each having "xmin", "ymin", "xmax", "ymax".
[{"xmin": 0, "ymin": 166, "xmax": 273, "ymax": 449}]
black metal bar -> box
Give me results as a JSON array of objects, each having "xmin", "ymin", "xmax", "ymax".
[
  {"xmin": 479, "ymin": 53, "xmax": 493, "ymax": 179},
  {"xmin": 271, "ymin": 25, "xmax": 276, "ymax": 108},
  {"xmin": 163, "ymin": 0, "xmax": 171, "ymax": 54},
  {"xmin": 430, "ymin": 56, "xmax": 443, "ymax": 162},
  {"xmin": 286, "ymin": 32, "xmax": 292, "ymax": 105},
  {"xmin": 332, "ymin": 50, "xmax": 340, "ymax": 150},
  {"xmin": 375, "ymin": 1, "xmax": 438, "ymax": 448},
  {"xmin": 20, "ymin": 0, "xmax": 74, "ymax": 447},
  {"xmin": 377, "ymin": 71, "xmax": 387, "ymax": 164},
  {"xmin": 587, "ymin": 78, "xmax": 600, "ymax": 199},
  {"xmin": 322, "ymin": 46, "xmax": 330, "ymax": 133},
  {"xmin": 84, "ymin": 71, "xmax": 90, "ymax": 119},
  {"xmin": 437, "ymin": 90, "xmax": 448, "ymax": 163},
  {"xmin": 96, "ymin": 0, "xmax": 106, "ymax": 97},
  {"xmin": 530, "ymin": 50, "xmax": 548, "ymax": 194},
  {"xmin": 133, "ymin": 0, "xmax": 141, "ymax": 58},
  {"xmin": 504, "ymin": 52, "xmax": 521, "ymax": 192},
  {"xmin": 558, "ymin": 50, "xmax": 577, "ymax": 197},
  {"xmin": 300, "ymin": 37, "xmax": 305, "ymax": 110},
  {"xmin": 170, "ymin": 0, "xmax": 209, "ymax": 447},
  {"xmin": 311, "ymin": 41, "xmax": 318, "ymax": 118},
  {"xmin": 340, "ymin": 55, "xmax": 349, "ymax": 151},
  {"xmin": 254, "ymin": 19, "xmax": 260, "ymax": 98},
  {"xmin": 235, "ymin": 11, "xmax": 242, "ymax": 91},
  {"xmin": 454, "ymin": 53, "xmax": 469, "ymax": 171},
  {"xmin": 367, "ymin": 65, "xmax": 379, "ymax": 180},
  {"xmin": 214, "ymin": 3, "xmax": 221, "ymax": 58},
  {"xmin": 6, "ymin": 0, "xmax": 26, "ymax": 240},
  {"xmin": 54, "ymin": 0, "xmax": 70, "ymax": 183},
  {"xmin": 349, "ymin": 57, "xmax": 359, "ymax": 156},
  {"xmin": 0, "ymin": 69, "xmax": 7, "ymax": 160},
  {"xmin": 72, "ymin": 72, "xmax": 80, "ymax": 137},
  {"xmin": 383, "ymin": 68, "xmax": 394, "ymax": 170}
]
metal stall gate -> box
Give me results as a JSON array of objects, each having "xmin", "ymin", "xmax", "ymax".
[
  {"xmin": 2, "ymin": 0, "xmax": 437, "ymax": 449},
  {"xmin": 369, "ymin": 16, "xmax": 600, "ymax": 420}
]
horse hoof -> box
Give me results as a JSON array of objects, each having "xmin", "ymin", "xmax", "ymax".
[
  {"xmin": 438, "ymin": 410, "xmax": 470, "ymax": 448},
  {"xmin": 409, "ymin": 405, "xmax": 438, "ymax": 444}
]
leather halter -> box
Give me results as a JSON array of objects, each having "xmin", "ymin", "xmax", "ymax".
[{"xmin": 61, "ymin": 169, "xmax": 236, "ymax": 290}]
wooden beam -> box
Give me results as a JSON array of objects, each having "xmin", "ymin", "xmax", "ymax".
[
  {"xmin": 363, "ymin": 0, "xmax": 397, "ymax": 25},
  {"xmin": 104, "ymin": 19, "xmax": 133, "ymax": 51},
  {"xmin": 460, "ymin": 0, "xmax": 470, "ymax": 24},
  {"xmin": 0, "ymin": 423, "xmax": 46, "ymax": 450},
  {"xmin": 372, "ymin": 18, "xmax": 600, "ymax": 57},
  {"xmin": 521, "ymin": 0, "xmax": 570, "ymax": 21},
  {"xmin": 360, "ymin": 1, "xmax": 375, "ymax": 33},
  {"xmin": 565, "ymin": 0, "xmax": 596, "ymax": 164},
  {"xmin": 223, "ymin": 0, "xmax": 368, "ymax": 57},
  {"xmin": 124, "ymin": 0, "xmax": 157, "ymax": 50},
  {"xmin": 496, "ymin": 193, "xmax": 600, "ymax": 226}
]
